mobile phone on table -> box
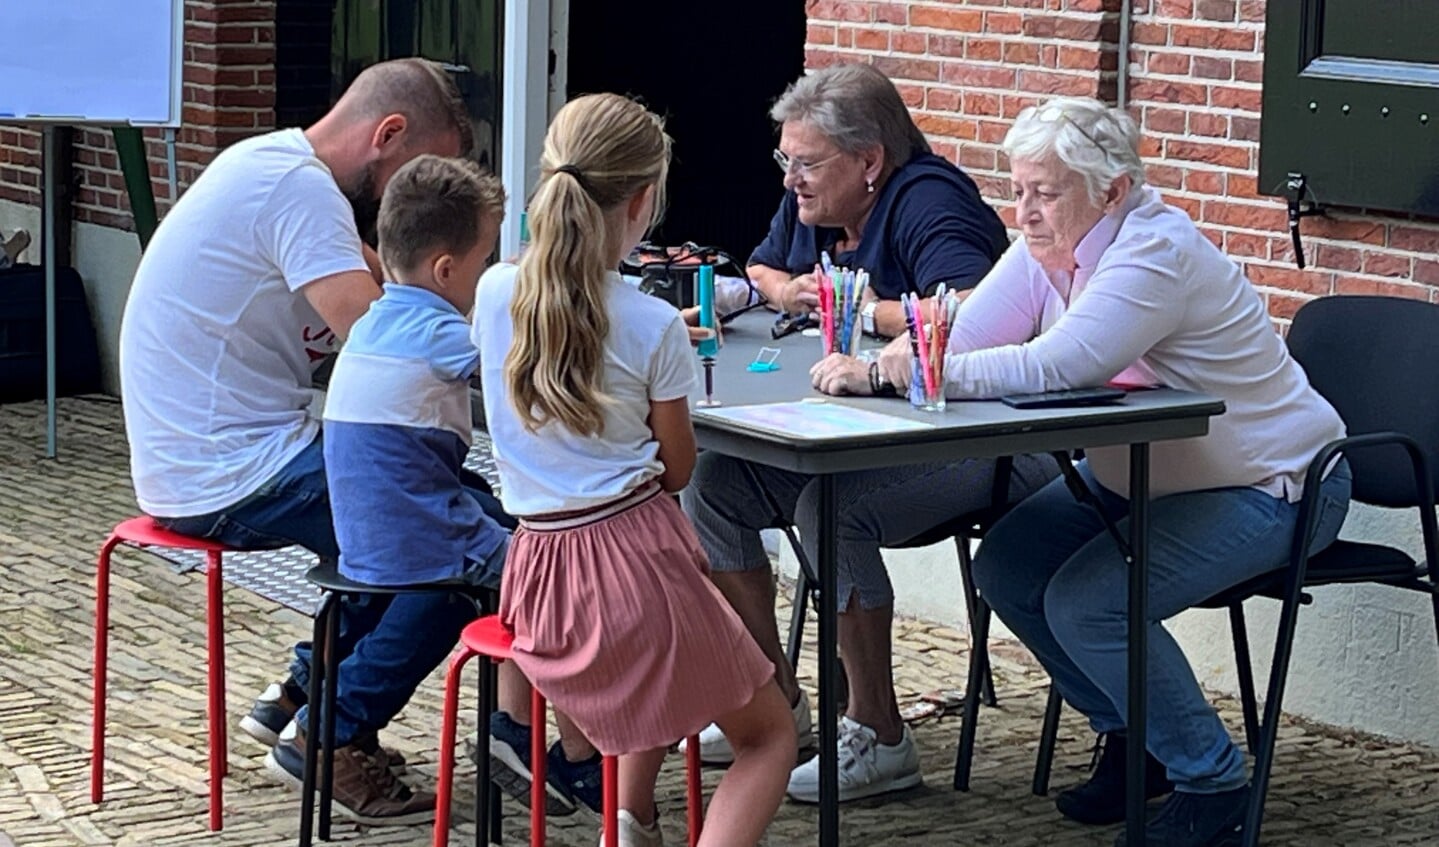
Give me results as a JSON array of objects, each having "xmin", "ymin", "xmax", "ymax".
[{"xmin": 1000, "ymin": 386, "xmax": 1126, "ymax": 409}]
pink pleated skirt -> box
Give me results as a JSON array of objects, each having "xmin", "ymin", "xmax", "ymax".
[{"xmin": 499, "ymin": 483, "xmax": 775, "ymax": 755}]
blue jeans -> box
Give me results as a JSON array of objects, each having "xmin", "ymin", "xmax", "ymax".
[
  {"xmin": 157, "ymin": 433, "xmax": 514, "ymax": 746},
  {"xmin": 972, "ymin": 459, "xmax": 1352, "ymax": 793}
]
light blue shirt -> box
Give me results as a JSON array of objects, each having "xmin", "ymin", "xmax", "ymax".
[{"xmin": 323, "ymin": 283, "xmax": 507, "ymax": 585}]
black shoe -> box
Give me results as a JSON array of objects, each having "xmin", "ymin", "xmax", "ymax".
[
  {"xmin": 1113, "ymin": 786, "xmax": 1248, "ymax": 847},
  {"xmin": 545, "ymin": 741, "xmax": 603, "ymax": 814},
  {"xmin": 1055, "ymin": 732, "xmax": 1174, "ymax": 825},
  {"xmin": 240, "ymin": 679, "xmax": 306, "ymax": 747}
]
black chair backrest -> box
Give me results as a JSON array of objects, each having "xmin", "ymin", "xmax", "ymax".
[{"xmin": 1287, "ymin": 295, "xmax": 1439, "ymax": 508}]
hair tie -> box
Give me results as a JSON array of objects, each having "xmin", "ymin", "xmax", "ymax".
[{"xmin": 553, "ymin": 163, "xmax": 594, "ymax": 196}]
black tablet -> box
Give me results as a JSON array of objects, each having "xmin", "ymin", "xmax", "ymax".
[{"xmin": 1000, "ymin": 387, "xmax": 1127, "ymax": 409}]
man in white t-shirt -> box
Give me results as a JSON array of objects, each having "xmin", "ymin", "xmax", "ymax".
[{"xmin": 118, "ymin": 58, "xmax": 511, "ymax": 824}]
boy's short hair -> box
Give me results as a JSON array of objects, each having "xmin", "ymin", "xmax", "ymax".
[{"xmin": 378, "ymin": 155, "xmax": 506, "ymax": 276}]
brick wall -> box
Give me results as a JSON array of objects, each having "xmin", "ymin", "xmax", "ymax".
[
  {"xmin": 804, "ymin": 0, "xmax": 1439, "ymax": 323},
  {"xmin": 0, "ymin": 0, "xmax": 277, "ymax": 232}
]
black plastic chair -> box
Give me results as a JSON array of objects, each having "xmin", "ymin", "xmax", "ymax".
[
  {"xmin": 1030, "ymin": 295, "xmax": 1439, "ymax": 845},
  {"xmin": 746, "ymin": 457, "xmax": 1014, "ymax": 791},
  {"xmin": 297, "ymin": 563, "xmax": 496, "ymax": 846}
]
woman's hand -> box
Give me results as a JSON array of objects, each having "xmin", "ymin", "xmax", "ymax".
[
  {"xmin": 780, "ymin": 273, "xmax": 821, "ymax": 315},
  {"xmin": 877, "ymin": 335, "xmax": 913, "ymax": 391},
  {"xmin": 810, "ymin": 354, "xmax": 871, "ymax": 396},
  {"xmin": 681, "ymin": 306, "xmax": 723, "ymax": 346}
]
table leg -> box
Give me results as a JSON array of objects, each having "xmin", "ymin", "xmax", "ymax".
[
  {"xmin": 1126, "ymin": 443, "xmax": 1150, "ymax": 845},
  {"xmin": 817, "ymin": 474, "xmax": 839, "ymax": 846}
]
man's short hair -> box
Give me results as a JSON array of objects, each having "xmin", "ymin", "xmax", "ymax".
[
  {"xmin": 344, "ymin": 58, "xmax": 475, "ymax": 157},
  {"xmin": 378, "ymin": 155, "xmax": 505, "ymax": 275}
]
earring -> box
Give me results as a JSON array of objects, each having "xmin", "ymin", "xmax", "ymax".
[{"xmin": 866, "ymin": 180, "xmax": 875, "ymax": 194}]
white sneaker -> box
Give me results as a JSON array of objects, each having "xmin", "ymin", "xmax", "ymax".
[
  {"xmin": 785, "ymin": 716, "xmax": 922, "ymax": 804},
  {"xmin": 597, "ymin": 809, "xmax": 663, "ymax": 847},
  {"xmin": 681, "ymin": 690, "xmax": 815, "ymax": 765}
]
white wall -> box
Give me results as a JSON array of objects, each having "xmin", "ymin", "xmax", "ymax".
[
  {"xmin": 1, "ymin": 199, "xmax": 140, "ymax": 394},
  {"xmin": 778, "ymin": 502, "xmax": 1439, "ymax": 747}
]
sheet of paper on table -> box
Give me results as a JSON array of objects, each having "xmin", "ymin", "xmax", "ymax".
[{"xmin": 695, "ymin": 400, "xmax": 934, "ymax": 440}]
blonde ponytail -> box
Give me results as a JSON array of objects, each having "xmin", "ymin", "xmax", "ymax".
[{"xmin": 505, "ymin": 93, "xmax": 670, "ymax": 436}]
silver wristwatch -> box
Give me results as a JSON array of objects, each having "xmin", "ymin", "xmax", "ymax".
[{"xmin": 861, "ymin": 301, "xmax": 879, "ymax": 336}]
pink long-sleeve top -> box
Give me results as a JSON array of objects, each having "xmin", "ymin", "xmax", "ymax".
[{"xmin": 942, "ymin": 185, "xmax": 1344, "ymax": 501}]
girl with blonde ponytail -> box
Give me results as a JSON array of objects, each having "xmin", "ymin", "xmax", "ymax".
[{"xmin": 471, "ymin": 93, "xmax": 794, "ymax": 847}]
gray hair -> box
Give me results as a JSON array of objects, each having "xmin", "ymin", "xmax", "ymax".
[
  {"xmin": 1003, "ymin": 96, "xmax": 1146, "ymax": 204},
  {"xmin": 770, "ymin": 63, "xmax": 930, "ymax": 170}
]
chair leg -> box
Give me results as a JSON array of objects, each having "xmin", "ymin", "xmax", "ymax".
[
  {"xmin": 435, "ymin": 646, "xmax": 478, "ymax": 847},
  {"xmin": 205, "ymin": 550, "xmax": 225, "ymax": 831},
  {"xmin": 529, "ymin": 687, "xmax": 546, "ymax": 847},
  {"xmin": 784, "ymin": 528, "xmax": 811, "ymax": 672},
  {"xmin": 476, "ymin": 657, "xmax": 503, "ymax": 846},
  {"xmin": 685, "ymin": 734, "xmax": 703, "ymax": 846},
  {"xmin": 90, "ymin": 534, "xmax": 121, "ymax": 805},
  {"xmin": 953, "ymin": 595, "xmax": 992, "ymax": 791},
  {"xmin": 602, "ymin": 755, "xmax": 620, "ymax": 847},
  {"xmin": 299, "ymin": 592, "xmax": 334, "ymax": 847},
  {"xmin": 1228, "ymin": 603, "xmax": 1261, "ymax": 754},
  {"xmin": 1242, "ymin": 597, "xmax": 1306, "ymax": 847},
  {"xmin": 1032, "ymin": 686, "xmax": 1063, "ymax": 796},
  {"xmin": 955, "ymin": 538, "xmax": 997, "ymax": 708},
  {"xmin": 319, "ymin": 593, "xmax": 343, "ymax": 841}
]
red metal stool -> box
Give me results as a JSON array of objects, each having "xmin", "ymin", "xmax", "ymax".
[
  {"xmin": 435, "ymin": 615, "xmax": 704, "ymax": 847},
  {"xmin": 91, "ymin": 516, "xmax": 234, "ymax": 831}
]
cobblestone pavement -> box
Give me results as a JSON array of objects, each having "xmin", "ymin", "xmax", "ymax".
[{"xmin": 3, "ymin": 398, "xmax": 1438, "ymax": 846}]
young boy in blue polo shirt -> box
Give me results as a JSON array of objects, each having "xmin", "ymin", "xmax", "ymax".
[{"xmin": 264, "ymin": 154, "xmax": 513, "ymax": 824}]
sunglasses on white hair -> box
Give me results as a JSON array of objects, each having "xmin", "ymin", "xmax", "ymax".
[{"xmin": 1035, "ymin": 106, "xmax": 1115, "ymax": 160}]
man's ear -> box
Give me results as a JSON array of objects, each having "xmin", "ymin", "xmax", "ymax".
[{"xmin": 370, "ymin": 114, "xmax": 408, "ymax": 158}]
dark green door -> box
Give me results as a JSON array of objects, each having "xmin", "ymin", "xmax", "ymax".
[{"xmin": 332, "ymin": 0, "xmax": 504, "ymax": 172}]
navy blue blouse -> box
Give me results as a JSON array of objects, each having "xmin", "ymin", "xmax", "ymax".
[{"xmin": 748, "ymin": 152, "xmax": 1009, "ymax": 300}]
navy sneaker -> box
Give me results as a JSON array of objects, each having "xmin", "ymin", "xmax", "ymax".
[
  {"xmin": 1113, "ymin": 785, "xmax": 1249, "ymax": 847},
  {"xmin": 240, "ymin": 679, "xmax": 305, "ymax": 747},
  {"xmin": 546, "ymin": 741, "xmax": 602, "ymax": 814},
  {"xmin": 481, "ymin": 711, "xmax": 577, "ymax": 816}
]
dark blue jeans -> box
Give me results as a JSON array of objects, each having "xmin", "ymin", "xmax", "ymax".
[
  {"xmin": 972, "ymin": 459, "xmax": 1351, "ymax": 794},
  {"xmin": 157, "ymin": 433, "xmax": 514, "ymax": 746}
]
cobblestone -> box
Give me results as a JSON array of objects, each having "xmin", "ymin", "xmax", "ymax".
[{"xmin": 2, "ymin": 398, "xmax": 1438, "ymax": 845}]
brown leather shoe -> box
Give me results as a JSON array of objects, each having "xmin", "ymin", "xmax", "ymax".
[{"xmin": 264, "ymin": 729, "xmax": 435, "ymax": 826}]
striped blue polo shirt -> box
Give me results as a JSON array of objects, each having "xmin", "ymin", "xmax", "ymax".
[{"xmin": 322, "ymin": 283, "xmax": 507, "ymax": 586}]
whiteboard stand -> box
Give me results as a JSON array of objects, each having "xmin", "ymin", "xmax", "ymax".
[
  {"xmin": 165, "ymin": 127, "xmax": 178, "ymax": 202},
  {"xmin": 42, "ymin": 127, "xmax": 58, "ymax": 457}
]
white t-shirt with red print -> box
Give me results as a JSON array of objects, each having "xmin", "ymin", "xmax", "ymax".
[{"xmin": 119, "ymin": 128, "xmax": 369, "ymax": 517}]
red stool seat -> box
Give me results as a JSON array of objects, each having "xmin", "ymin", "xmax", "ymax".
[
  {"xmin": 459, "ymin": 614, "xmax": 516, "ymax": 661},
  {"xmin": 92, "ymin": 515, "xmax": 237, "ymax": 831},
  {"xmin": 111, "ymin": 516, "xmax": 234, "ymax": 552},
  {"xmin": 435, "ymin": 615, "xmax": 703, "ymax": 847}
]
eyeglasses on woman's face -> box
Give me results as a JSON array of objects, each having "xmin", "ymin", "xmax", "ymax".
[{"xmin": 773, "ymin": 148, "xmax": 843, "ymax": 178}]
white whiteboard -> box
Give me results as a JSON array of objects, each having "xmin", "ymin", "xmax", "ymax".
[{"xmin": 0, "ymin": 0, "xmax": 183, "ymax": 126}]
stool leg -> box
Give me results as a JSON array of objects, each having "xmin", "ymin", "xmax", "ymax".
[
  {"xmin": 299, "ymin": 593, "xmax": 334, "ymax": 847},
  {"xmin": 602, "ymin": 755, "xmax": 619, "ymax": 847},
  {"xmin": 205, "ymin": 550, "xmax": 225, "ymax": 831},
  {"xmin": 90, "ymin": 534, "xmax": 120, "ymax": 805},
  {"xmin": 476, "ymin": 657, "xmax": 504, "ymax": 846},
  {"xmin": 319, "ymin": 593, "xmax": 343, "ymax": 841},
  {"xmin": 684, "ymin": 734, "xmax": 702, "ymax": 846},
  {"xmin": 530, "ymin": 688, "xmax": 546, "ymax": 847},
  {"xmin": 435, "ymin": 647, "xmax": 478, "ymax": 847}
]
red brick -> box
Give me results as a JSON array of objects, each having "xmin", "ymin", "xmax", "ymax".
[
  {"xmin": 928, "ymin": 35, "xmax": 966, "ymax": 58},
  {"xmin": 1130, "ymin": 22, "xmax": 1169, "ymax": 47},
  {"xmin": 1166, "ymin": 138, "xmax": 1250, "ymax": 169},
  {"xmin": 1171, "ymin": 24, "xmax": 1255, "ymax": 51},
  {"xmin": 806, "ymin": 1, "xmax": 872, "ymax": 23},
  {"xmin": 1132, "ymin": 79, "xmax": 1208, "ymax": 106},
  {"xmin": 874, "ymin": 3, "xmax": 908, "ymax": 24},
  {"xmin": 959, "ymin": 143, "xmax": 998, "ymax": 172},
  {"xmin": 1210, "ymin": 86, "xmax": 1263, "ymax": 113},
  {"xmin": 1017, "ymin": 70, "xmax": 1097, "ymax": 96},
  {"xmin": 1003, "ymin": 42, "xmax": 1043, "ymax": 65},
  {"xmin": 1247, "ymin": 263, "xmax": 1333, "ymax": 296},
  {"xmin": 1239, "ymin": 0, "xmax": 1265, "ymax": 22},
  {"xmin": 1230, "ymin": 116, "xmax": 1261, "ymax": 142},
  {"xmin": 1195, "ymin": 0, "xmax": 1237, "ymax": 21},
  {"xmin": 1225, "ymin": 231, "xmax": 1272, "ymax": 259},
  {"xmin": 1333, "ymin": 275, "xmax": 1430, "ymax": 299},
  {"xmin": 1153, "ymin": 0, "xmax": 1196, "ymax": 16},
  {"xmin": 1059, "ymin": 46, "xmax": 1114, "ymax": 72},
  {"xmin": 1185, "ymin": 169, "xmax": 1225, "ymax": 194},
  {"xmin": 1148, "ymin": 163, "xmax": 1184, "ymax": 189},
  {"xmin": 894, "ymin": 31, "xmax": 927, "ymax": 53},
  {"xmin": 1144, "ymin": 106, "xmax": 1188, "ymax": 134},
  {"xmin": 1305, "ymin": 217, "xmax": 1386, "ymax": 246},
  {"xmin": 873, "ymin": 56, "xmax": 943, "ymax": 81},
  {"xmin": 1389, "ymin": 224, "xmax": 1439, "ymax": 253},
  {"xmin": 942, "ymin": 62, "xmax": 1018, "ymax": 90},
  {"xmin": 1413, "ymin": 259, "xmax": 1439, "ymax": 285},
  {"xmin": 1267, "ymin": 292, "xmax": 1311, "ymax": 321},
  {"xmin": 915, "ymin": 114, "xmax": 978, "ymax": 140},
  {"xmin": 1235, "ymin": 59, "xmax": 1264, "ymax": 83},
  {"xmin": 854, "ymin": 28, "xmax": 890, "ymax": 50},
  {"xmin": 1147, "ymin": 51, "xmax": 1191, "ymax": 76},
  {"xmin": 910, "ymin": 7, "xmax": 983, "ymax": 31},
  {"xmin": 898, "ymin": 83, "xmax": 927, "ymax": 108},
  {"xmin": 1205, "ymin": 200, "xmax": 1287, "ymax": 232},
  {"xmin": 984, "ymin": 11, "xmax": 1023, "ymax": 34},
  {"xmin": 1360, "ymin": 252, "xmax": 1413, "ymax": 279},
  {"xmin": 1189, "ymin": 112, "xmax": 1229, "ymax": 137},
  {"xmin": 1313, "ymin": 244, "xmax": 1362, "ymax": 273},
  {"xmin": 1193, "ymin": 56, "xmax": 1233, "ymax": 81},
  {"xmin": 962, "ymin": 91, "xmax": 1002, "ymax": 116},
  {"xmin": 807, "ymin": 23, "xmax": 837, "ymax": 45}
]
